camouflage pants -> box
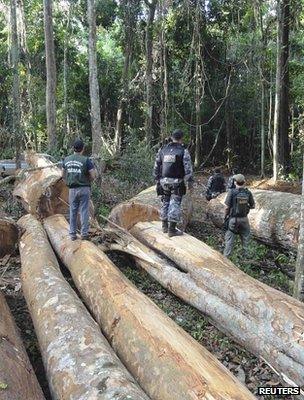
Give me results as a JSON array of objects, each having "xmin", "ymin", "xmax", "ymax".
[
  {"xmin": 160, "ymin": 183, "xmax": 183, "ymax": 223},
  {"xmin": 224, "ymin": 217, "xmax": 250, "ymax": 258}
]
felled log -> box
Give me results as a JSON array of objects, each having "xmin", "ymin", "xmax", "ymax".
[
  {"xmin": 108, "ymin": 195, "xmax": 304, "ymax": 388},
  {"xmin": 13, "ymin": 152, "xmax": 68, "ymax": 217},
  {"xmin": 0, "ymin": 290, "xmax": 45, "ymax": 400},
  {"xmin": 109, "ymin": 185, "xmax": 193, "ymax": 230},
  {"xmin": 207, "ymin": 189, "xmax": 300, "ymax": 251},
  {"xmin": 19, "ymin": 214, "xmax": 149, "ymax": 400},
  {"xmin": 44, "ymin": 214, "xmax": 255, "ymax": 400},
  {"xmin": 0, "ymin": 214, "xmax": 20, "ymax": 258}
]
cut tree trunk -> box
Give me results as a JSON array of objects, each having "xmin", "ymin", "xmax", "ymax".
[
  {"xmin": 19, "ymin": 214, "xmax": 149, "ymax": 400},
  {"xmin": 109, "ymin": 185, "xmax": 193, "ymax": 230},
  {"xmin": 0, "ymin": 214, "xmax": 20, "ymax": 257},
  {"xmin": 0, "ymin": 290, "xmax": 45, "ymax": 400},
  {"xmin": 13, "ymin": 152, "xmax": 68, "ymax": 217},
  {"xmin": 207, "ymin": 189, "xmax": 300, "ymax": 251},
  {"xmin": 107, "ymin": 190, "xmax": 304, "ymax": 387},
  {"xmin": 44, "ymin": 214, "xmax": 255, "ymax": 400}
]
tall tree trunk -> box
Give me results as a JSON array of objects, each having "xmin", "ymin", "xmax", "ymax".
[
  {"xmin": 10, "ymin": 0, "xmax": 21, "ymax": 168},
  {"xmin": 261, "ymin": 79, "xmax": 266, "ymax": 177},
  {"xmin": 144, "ymin": 0, "xmax": 157, "ymax": 144},
  {"xmin": 43, "ymin": 0, "xmax": 57, "ymax": 150},
  {"xmin": 279, "ymin": 0, "xmax": 290, "ymax": 174},
  {"xmin": 159, "ymin": 0, "xmax": 169, "ymax": 141},
  {"xmin": 193, "ymin": 1, "xmax": 204, "ymax": 168},
  {"xmin": 19, "ymin": 0, "xmax": 36, "ymax": 149},
  {"xmin": 294, "ymin": 154, "xmax": 304, "ymax": 301},
  {"xmin": 273, "ymin": 0, "xmax": 290, "ymax": 181},
  {"xmin": 63, "ymin": 3, "xmax": 72, "ymax": 146},
  {"xmin": 87, "ymin": 0, "xmax": 102, "ymax": 155},
  {"xmin": 273, "ymin": 3, "xmax": 281, "ymax": 181},
  {"xmin": 114, "ymin": 0, "xmax": 136, "ymax": 155}
]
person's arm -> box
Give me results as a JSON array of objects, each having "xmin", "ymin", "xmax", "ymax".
[
  {"xmin": 206, "ymin": 176, "xmax": 213, "ymax": 194},
  {"xmin": 153, "ymin": 149, "xmax": 162, "ymax": 182},
  {"xmin": 87, "ymin": 158, "xmax": 97, "ymax": 181},
  {"xmin": 183, "ymin": 149, "xmax": 193, "ymax": 184},
  {"xmin": 61, "ymin": 160, "xmax": 66, "ymax": 181},
  {"xmin": 248, "ymin": 191, "xmax": 255, "ymax": 209},
  {"xmin": 224, "ymin": 190, "xmax": 233, "ymax": 217}
]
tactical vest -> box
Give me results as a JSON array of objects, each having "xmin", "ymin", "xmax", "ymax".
[
  {"xmin": 231, "ymin": 188, "xmax": 250, "ymax": 218},
  {"xmin": 64, "ymin": 154, "xmax": 91, "ymax": 188},
  {"xmin": 161, "ymin": 143, "xmax": 185, "ymax": 179}
]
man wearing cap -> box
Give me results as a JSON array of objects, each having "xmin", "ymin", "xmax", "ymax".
[
  {"xmin": 62, "ymin": 139, "xmax": 97, "ymax": 241},
  {"xmin": 223, "ymin": 174, "xmax": 255, "ymax": 257},
  {"xmin": 153, "ymin": 129, "xmax": 193, "ymax": 237}
]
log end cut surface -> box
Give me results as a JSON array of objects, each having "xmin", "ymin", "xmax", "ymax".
[{"xmin": 0, "ymin": 217, "xmax": 20, "ymax": 258}]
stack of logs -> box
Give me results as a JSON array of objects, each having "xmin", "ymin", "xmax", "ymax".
[{"xmin": 1, "ymin": 153, "xmax": 303, "ymax": 399}]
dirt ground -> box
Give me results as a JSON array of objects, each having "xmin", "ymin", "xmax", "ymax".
[{"xmin": 0, "ymin": 175, "xmax": 299, "ymax": 399}]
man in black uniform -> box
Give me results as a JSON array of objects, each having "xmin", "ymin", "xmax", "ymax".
[
  {"xmin": 153, "ymin": 129, "xmax": 193, "ymax": 237},
  {"xmin": 206, "ymin": 168, "xmax": 226, "ymax": 201},
  {"xmin": 227, "ymin": 167, "xmax": 239, "ymax": 190},
  {"xmin": 223, "ymin": 174, "xmax": 255, "ymax": 257},
  {"xmin": 62, "ymin": 139, "xmax": 96, "ymax": 241}
]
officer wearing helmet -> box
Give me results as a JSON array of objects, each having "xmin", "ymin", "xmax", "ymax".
[{"xmin": 153, "ymin": 129, "xmax": 193, "ymax": 237}]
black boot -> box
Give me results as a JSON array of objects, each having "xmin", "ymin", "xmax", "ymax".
[
  {"xmin": 162, "ymin": 220, "xmax": 168, "ymax": 233},
  {"xmin": 168, "ymin": 222, "xmax": 183, "ymax": 237}
]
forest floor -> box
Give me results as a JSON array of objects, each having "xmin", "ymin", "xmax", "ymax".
[{"xmin": 0, "ymin": 173, "xmax": 298, "ymax": 399}]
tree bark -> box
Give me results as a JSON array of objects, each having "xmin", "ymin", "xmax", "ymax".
[
  {"xmin": 43, "ymin": 0, "xmax": 57, "ymax": 150},
  {"xmin": 273, "ymin": 0, "xmax": 290, "ymax": 180},
  {"xmin": 279, "ymin": 0, "xmax": 290, "ymax": 174},
  {"xmin": 19, "ymin": 214, "xmax": 149, "ymax": 400},
  {"xmin": 145, "ymin": 0, "xmax": 157, "ymax": 144},
  {"xmin": 44, "ymin": 214, "xmax": 255, "ymax": 400},
  {"xmin": 294, "ymin": 154, "xmax": 304, "ymax": 301},
  {"xmin": 109, "ymin": 185, "xmax": 193, "ymax": 230},
  {"xmin": 114, "ymin": 0, "xmax": 135, "ymax": 155},
  {"xmin": 0, "ymin": 214, "xmax": 20, "ymax": 258},
  {"xmin": 87, "ymin": 0, "xmax": 103, "ymax": 155},
  {"xmin": 0, "ymin": 291, "xmax": 45, "ymax": 400},
  {"xmin": 207, "ymin": 189, "xmax": 300, "ymax": 251},
  {"xmin": 10, "ymin": 0, "xmax": 21, "ymax": 168},
  {"xmin": 107, "ymin": 190, "xmax": 304, "ymax": 387}
]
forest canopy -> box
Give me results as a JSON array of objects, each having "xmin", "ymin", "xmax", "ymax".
[{"xmin": 0, "ymin": 0, "xmax": 303, "ymax": 178}]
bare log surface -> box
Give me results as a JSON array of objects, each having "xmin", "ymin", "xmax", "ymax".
[
  {"xmin": 109, "ymin": 185, "xmax": 193, "ymax": 230},
  {"xmin": 0, "ymin": 290, "xmax": 45, "ymax": 400},
  {"xmin": 13, "ymin": 152, "xmax": 68, "ymax": 217},
  {"xmin": 129, "ymin": 221, "xmax": 304, "ymax": 388},
  {"xmin": 44, "ymin": 214, "xmax": 256, "ymax": 400},
  {"xmin": 0, "ymin": 214, "xmax": 19, "ymax": 258},
  {"xmin": 19, "ymin": 214, "xmax": 149, "ymax": 400},
  {"xmin": 207, "ymin": 189, "xmax": 300, "ymax": 251}
]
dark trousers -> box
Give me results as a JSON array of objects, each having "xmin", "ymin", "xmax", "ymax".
[{"xmin": 224, "ymin": 217, "xmax": 250, "ymax": 257}]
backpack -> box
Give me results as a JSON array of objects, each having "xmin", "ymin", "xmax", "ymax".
[{"xmin": 231, "ymin": 189, "xmax": 250, "ymax": 218}]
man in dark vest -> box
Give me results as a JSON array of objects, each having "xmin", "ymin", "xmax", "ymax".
[
  {"xmin": 153, "ymin": 129, "xmax": 193, "ymax": 237},
  {"xmin": 62, "ymin": 139, "xmax": 96, "ymax": 241},
  {"xmin": 223, "ymin": 174, "xmax": 255, "ymax": 258},
  {"xmin": 227, "ymin": 167, "xmax": 239, "ymax": 190},
  {"xmin": 206, "ymin": 168, "xmax": 226, "ymax": 201}
]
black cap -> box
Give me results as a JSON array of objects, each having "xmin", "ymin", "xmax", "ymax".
[
  {"xmin": 171, "ymin": 129, "xmax": 184, "ymax": 140},
  {"xmin": 73, "ymin": 139, "xmax": 84, "ymax": 152}
]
